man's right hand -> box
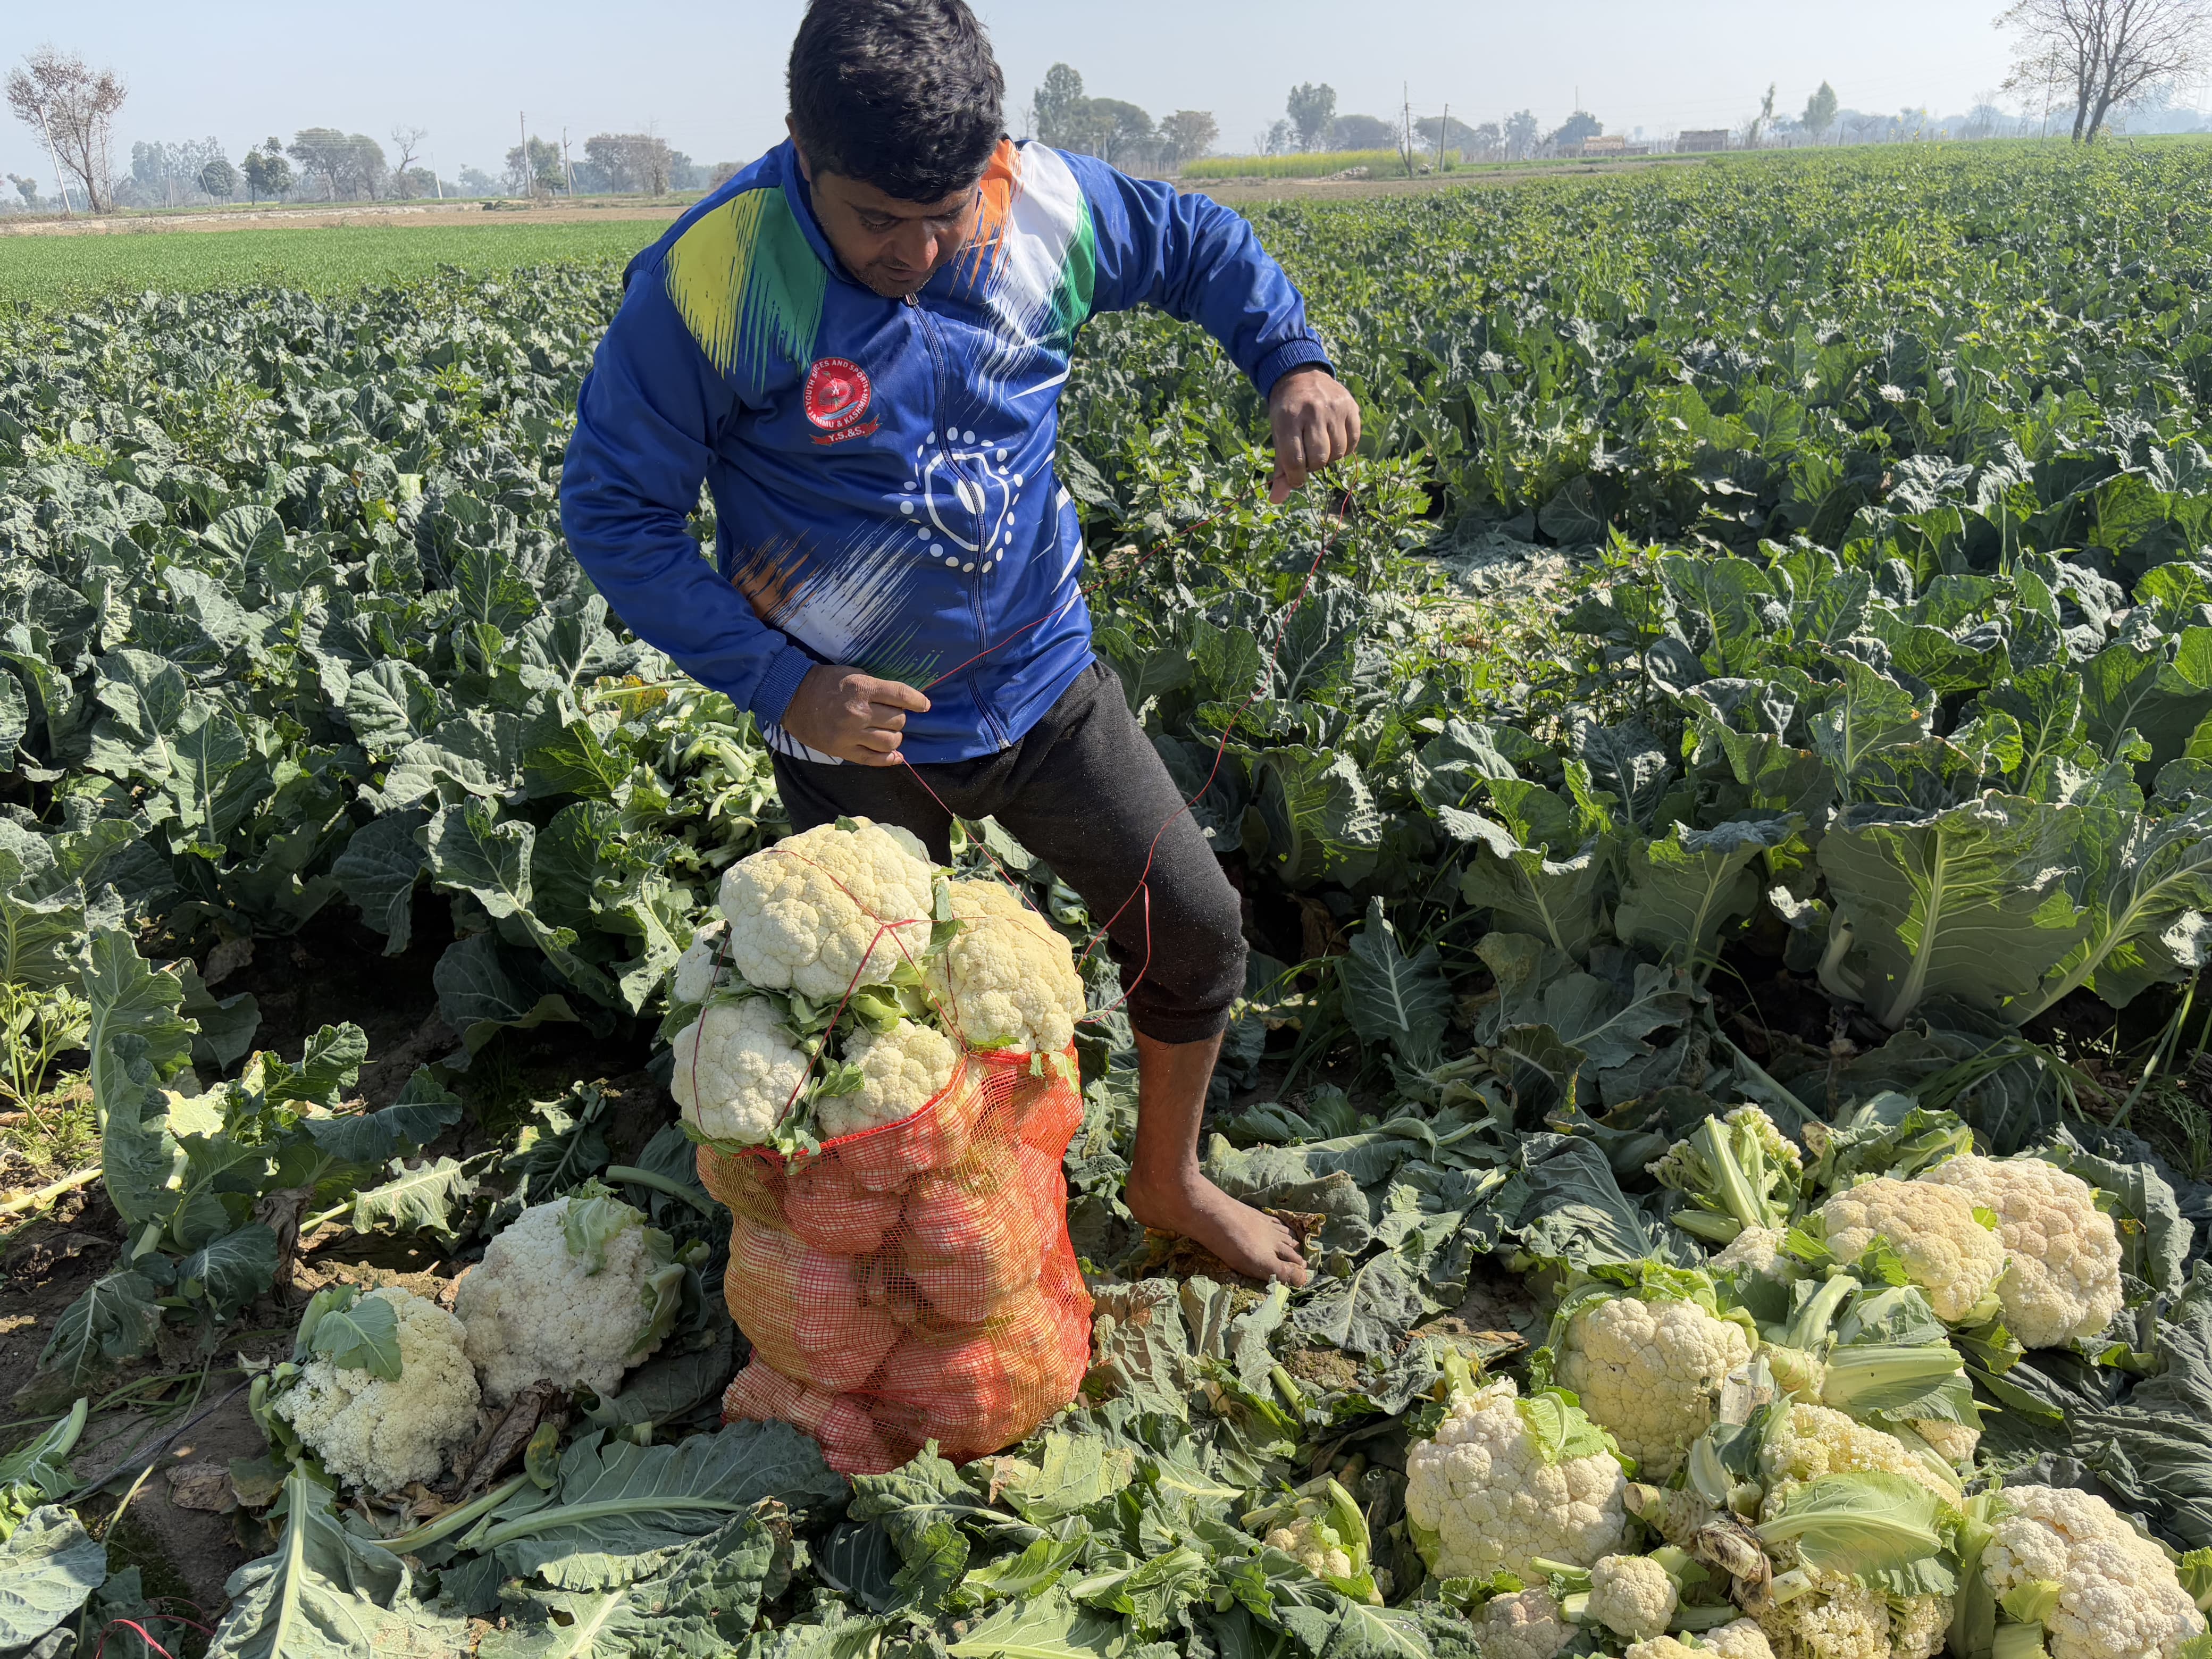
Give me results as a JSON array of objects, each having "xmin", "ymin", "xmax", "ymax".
[{"xmin": 780, "ymin": 665, "xmax": 931, "ymax": 766}]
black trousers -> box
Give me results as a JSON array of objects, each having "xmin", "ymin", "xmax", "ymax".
[{"xmin": 768, "ymin": 660, "xmax": 1247, "ymax": 1045}]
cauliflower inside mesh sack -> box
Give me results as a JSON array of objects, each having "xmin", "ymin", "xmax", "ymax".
[
  {"xmin": 672, "ymin": 918, "xmax": 730, "ymax": 1005},
  {"xmin": 1551, "ymin": 1289, "xmax": 1752, "ymax": 1482},
  {"xmin": 1916, "ymin": 1154, "xmax": 2124, "ymax": 1348},
  {"xmin": 671, "ymin": 995, "xmax": 811, "ymax": 1145},
  {"xmin": 1814, "ymin": 1175, "xmax": 2006, "ymax": 1323},
  {"xmin": 1981, "ymin": 1484, "xmax": 2207, "ymax": 1659},
  {"xmin": 926, "ymin": 879, "xmax": 1086, "ymax": 1053},
  {"xmin": 271, "ymin": 1287, "xmax": 481, "ymax": 1493},
  {"xmin": 817, "ymin": 1016, "xmax": 960, "ymax": 1139},
  {"xmin": 1403, "ymin": 1375, "xmax": 1628, "ymax": 1582},
  {"xmin": 456, "ymin": 1184, "xmax": 685, "ymax": 1406},
  {"xmin": 718, "ymin": 819, "xmax": 937, "ymax": 999}
]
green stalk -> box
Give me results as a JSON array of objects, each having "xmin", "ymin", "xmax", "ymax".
[
  {"xmin": 463, "ymin": 1494, "xmax": 740, "ymax": 1553},
  {"xmin": 378, "ymin": 1473, "xmax": 532, "ymax": 1555},
  {"xmin": 602, "ymin": 1166, "xmax": 714, "ymax": 1214}
]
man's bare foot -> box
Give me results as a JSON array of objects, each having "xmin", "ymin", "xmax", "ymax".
[{"xmin": 1125, "ymin": 1166, "xmax": 1310, "ymax": 1286}]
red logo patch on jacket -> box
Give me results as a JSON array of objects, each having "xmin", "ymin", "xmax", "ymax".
[{"xmin": 803, "ymin": 357, "xmax": 874, "ymax": 443}]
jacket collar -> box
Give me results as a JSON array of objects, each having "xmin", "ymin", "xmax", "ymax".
[{"xmin": 775, "ymin": 141, "xmax": 867, "ymax": 290}]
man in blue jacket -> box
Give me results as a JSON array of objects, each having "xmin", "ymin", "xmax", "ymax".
[{"xmin": 561, "ymin": 0, "xmax": 1358, "ymax": 1285}]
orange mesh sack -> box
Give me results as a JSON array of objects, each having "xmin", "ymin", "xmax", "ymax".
[{"xmin": 674, "ymin": 821, "xmax": 1095, "ymax": 1478}]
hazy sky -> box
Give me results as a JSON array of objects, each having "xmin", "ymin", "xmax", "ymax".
[{"xmin": 9, "ymin": 2, "xmax": 2031, "ymax": 188}]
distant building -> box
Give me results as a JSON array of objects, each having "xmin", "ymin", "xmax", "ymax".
[
  {"xmin": 1678, "ymin": 129, "xmax": 1730, "ymax": 153},
  {"xmin": 1580, "ymin": 134, "xmax": 1626, "ymax": 154}
]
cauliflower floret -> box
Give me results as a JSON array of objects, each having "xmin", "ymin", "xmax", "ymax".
[
  {"xmin": 1981, "ymin": 1485, "xmax": 2207, "ymax": 1659},
  {"xmin": 1627, "ymin": 1623, "xmax": 1776, "ymax": 1659},
  {"xmin": 672, "ymin": 919, "xmax": 728, "ymax": 1004},
  {"xmin": 1712, "ymin": 1225, "xmax": 1789, "ymax": 1277},
  {"xmin": 1473, "ymin": 1589, "xmax": 1570, "ymax": 1659},
  {"xmin": 1760, "ymin": 1403, "xmax": 1958, "ymax": 1504},
  {"xmin": 719, "ymin": 819, "xmax": 936, "ymax": 999},
  {"xmin": 818, "ymin": 1017, "xmax": 959, "ymax": 1139},
  {"xmin": 456, "ymin": 1189, "xmax": 680, "ymax": 1406},
  {"xmin": 926, "ymin": 880, "xmax": 1085, "ymax": 1054},
  {"xmin": 671, "ymin": 996, "xmax": 810, "ymax": 1144},
  {"xmin": 1403, "ymin": 1376, "xmax": 1628, "ymax": 1583},
  {"xmin": 1589, "ymin": 1553, "xmax": 1678, "ymax": 1641},
  {"xmin": 1904, "ymin": 1417, "xmax": 1981, "ymax": 1470},
  {"xmin": 1267, "ymin": 1521, "xmax": 1353, "ymax": 1581},
  {"xmin": 1553, "ymin": 1294, "xmax": 1752, "ymax": 1481},
  {"xmin": 272, "ymin": 1288, "xmax": 480, "ymax": 1493},
  {"xmin": 1917, "ymin": 1155, "xmax": 2124, "ymax": 1347},
  {"xmin": 1754, "ymin": 1573, "xmax": 1948, "ymax": 1659},
  {"xmin": 1815, "ymin": 1176, "xmax": 2006, "ymax": 1322}
]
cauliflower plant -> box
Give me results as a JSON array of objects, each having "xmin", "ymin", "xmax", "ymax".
[
  {"xmin": 718, "ymin": 819, "xmax": 936, "ymax": 999},
  {"xmin": 1551, "ymin": 1289, "xmax": 1752, "ymax": 1482},
  {"xmin": 1981, "ymin": 1484, "xmax": 2207, "ymax": 1659},
  {"xmin": 671, "ymin": 995, "xmax": 810, "ymax": 1145},
  {"xmin": 456, "ymin": 1185, "xmax": 685, "ymax": 1406},
  {"xmin": 1814, "ymin": 1176, "xmax": 2006, "ymax": 1323},
  {"xmin": 1268, "ymin": 1522, "xmax": 1352, "ymax": 1581},
  {"xmin": 1917, "ymin": 1155, "xmax": 2124, "ymax": 1348},
  {"xmin": 1403, "ymin": 1376, "xmax": 1628, "ymax": 1583},
  {"xmin": 1473, "ymin": 1589, "xmax": 1571, "ymax": 1659},
  {"xmin": 819, "ymin": 1017, "xmax": 959, "ymax": 1139},
  {"xmin": 926, "ymin": 879, "xmax": 1085, "ymax": 1054},
  {"xmin": 1588, "ymin": 1553, "xmax": 1678, "ymax": 1641},
  {"xmin": 1626, "ymin": 1621, "xmax": 1777, "ymax": 1659},
  {"xmin": 271, "ymin": 1288, "xmax": 480, "ymax": 1494}
]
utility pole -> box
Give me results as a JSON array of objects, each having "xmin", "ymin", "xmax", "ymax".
[
  {"xmin": 561, "ymin": 129, "xmax": 574, "ymax": 196},
  {"xmin": 1436, "ymin": 103, "xmax": 1450, "ymax": 172},
  {"xmin": 519, "ymin": 110, "xmax": 531, "ymax": 199},
  {"xmin": 33, "ymin": 103, "xmax": 71, "ymax": 216}
]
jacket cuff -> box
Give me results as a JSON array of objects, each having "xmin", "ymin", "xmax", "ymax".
[
  {"xmin": 748, "ymin": 642, "xmax": 818, "ymax": 731},
  {"xmin": 1251, "ymin": 339, "xmax": 1335, "ymax": 399}
]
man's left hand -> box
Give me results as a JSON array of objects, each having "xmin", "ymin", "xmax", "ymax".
[{"xmin": 1268, "ymin": 367, "xmax": 1362, "ymax": 504}]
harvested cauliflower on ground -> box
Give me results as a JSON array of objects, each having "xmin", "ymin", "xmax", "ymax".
[
  {"xmin": 1403, "ymin": 1376, "xmax": 1628, "ymax": 1582},
  {"xmin": 718, "ymin": 818, "xmax": 936, "ymax": 999},
  {"xmin": 1761, "ymin": 1403, "xmax": 1960, "ymax": 1504},
  {"xmin": 1981, "ymin": 1484, "xmax": 2207, "ymax": 1659},
  {"xmin": 671, "ymin": 995, "xmax": 812, "ymax": 1145},
  {"xmin": 1552, "ymin": 1291, "xmax": 1751, "ymax": 1482},
  {"xmin": 1588, "ymin": 1552, "xmax": 1678, "ymax": 1641},
  {"xmin": 271, "ymin": 1288, "xmax": 480, "ymax": 1494},
  {"xmin": 926, "ymin": 878, "xmax": 1086, "ymax": 1054},
  {"xmin": 1917, "ymin": 1154, "xmax": 2124, "ymax": 1347},
  {"xmin": 1627, "ymin": 1622, "xmax": 1777, "ymax": 1659},
  {"xmin": 456, "ymin": 1185, "xmax": 685, "ymax": 1405},
  {"xmin": 1815, "ymin": 1175, "xmax": 2006, "ymax": 1323},
  {"xmin": 1473, "ymin": 1588, "xmax": 1571, "ymax": 1659}
]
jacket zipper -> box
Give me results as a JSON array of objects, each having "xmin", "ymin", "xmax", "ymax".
[{"xmin": 904, "ymin": 292, "xmax": 1007, "ymax": 746}]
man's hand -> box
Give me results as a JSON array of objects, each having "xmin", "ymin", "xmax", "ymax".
[
  {"xmin": 1268, "ymin": 366, "xmax": 1361, "ymax": 504},
  {"xmin": 781, "ymin": 664, "xmax": 930, "ymax": 766}
]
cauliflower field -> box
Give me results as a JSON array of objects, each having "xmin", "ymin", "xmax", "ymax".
[{"xmin": 6, "ymin": 142, "xmax": 2212, "ymax": 1657}]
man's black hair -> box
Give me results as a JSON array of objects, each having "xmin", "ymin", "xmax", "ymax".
[{"xmin": 788, "ymin": 0, "xmax": 1004, "ymax": 202}]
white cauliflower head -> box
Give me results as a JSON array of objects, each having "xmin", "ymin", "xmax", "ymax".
[
  {"xmin": 1760, "ymin": 1403, "xmax": 1960, "ymax": 1504},
  {"xmin": 671, "ymin": 995, "xmax": 810, "ymax": 1145},
  {"xmin": 1589, "ymin": 1553, "xmax": 1679, "ymax": 1641},
  {"xmin": 1712, "ymin": 1225, "xmax": 1789, "ymax": 1277},
  {"xmin": 1402, "ymin": 1376, "xmax": 1628, "ymax": 1583},
  {"xmin": 926, "ymin": 880, "xmax": 1085, "ymax": 1054},
  {"xmin": 1267, "ymin": 1521, "xmax": 1353, "ymax": 1582},
  {"xmin": 1815, "ymin": 1176, "xmax": 2007, "ymax": 1323},
  {"xmin": 718, "ymin": 819, "xmax": 936, "ymax": 999},
  {"xmin": 1981, "ymin": 1484, "xmax": 2207, "ymax": 1659},
  {"xmin": 1473, "ymin": 1588, "xmax": 1571, "ymax": 1659},
  {"xmin": 818, "ymin": 1017, "xmax": 959, "ymax": 1139},
  {"xmin": 455, "ymin": 1186, "xmax": 683, "ymax": 1406},
  {"xmin": 1917, "ymin": 1155, "xmax": 2124, "ymax": 1348},
  {"xmin": 1628, "ymin": 1624, "xmax": 1778, "ymax": 1659},
  {"xmin": 1904, "ymin": 1417, "xmax": 1981, "ymax": 1471},
  {"xmin": 1754, "ymin": 1575, "xmax": 1948, "ymax": 1659},
  {"xmin": 272, "ymin": 1288, "xmax": 480, "ymax": 1493},
  {"xmin": 1552, "ymin": 1292, "xmax": 1752, "ymax": 1482},
  {"xmin": 672, "ymin": 919, "xmax": 729, "ymax": 1004}
]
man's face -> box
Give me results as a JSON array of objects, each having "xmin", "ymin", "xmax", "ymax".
[{"xmin": 790, "ymin": 124, "xmax": 982, "ymax": 299}]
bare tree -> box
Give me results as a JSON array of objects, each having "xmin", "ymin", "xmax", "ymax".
[
  {"xmin": 1998, "ymin": 0, "xmax": 2211, "ymax": 140},
  {"xmin": 389, "ymin": 125, "xmax": 428, "ymax": 197},
  {"xmin": 5, "ymin": 46, "xmax": 126, "ymax": 213}
]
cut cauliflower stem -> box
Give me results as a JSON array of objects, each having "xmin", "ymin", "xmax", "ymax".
[
  {"xmin": 818, "ymin": 1017, "xmax": 959, "ymax": 1139},
  {"xmin": 672, "ymin": 919, "xmax": 729, "ymax": 1004},
  {"xmin": 671, "ymin": 996, "xmax": 810, "ymax": 1145},
  {"xmin": 456, "ymin": 1188, "xmax": 681, "ymax": 1406},
  {"xmin": 1917, "ymin": 1155, "xmax": 2124, "ymax": 1348},
  {"xmin": 1589, "ymin": 1553, "xmax": 1679, "ymax": 1641},
  {"xmin": 1403, "ymin": 1376, "xmax": 1628, "ymax": 1582},
  {"xmin": 1981, "ymin": 1484, "xmax": 2207, "ymax": 1659},
  {"xmin": 718, "ymin": 818, "xmax": 936, "ymax": 1000},
  {"xmin": 272, "ymin": 1289, "xmax": 479, "ymax": 1494},
  {"xmin": 1474, "ymin": 1589, "xmax": 1571, "ymax": 1659},
  {"xmin": 1626, "ymin": 1622, "xmax": 1777, "ymax": 1659},
  {"xmin": 1553, "ymin": 1294, "xmax": 1752, "ymax": 1482},
  {"xmin": 1815, "ymin": 1176, "xmax": 2006, "ymax": 1323},
  {"xmin": 927, "ymin": 879, "xmax": 1086, "ymax": 1054}
]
